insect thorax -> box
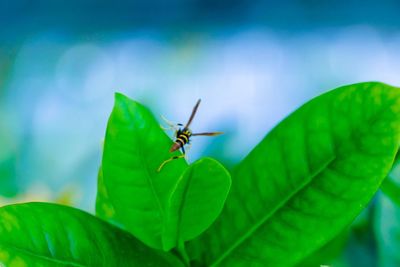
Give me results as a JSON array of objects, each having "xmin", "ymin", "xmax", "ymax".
[{"xmin": 182, "ymin": 129, "xmax": 192, "ymax": 136}]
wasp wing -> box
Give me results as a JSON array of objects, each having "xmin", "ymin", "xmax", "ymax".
[
  {"xmin": 191, "ymin": 132, "xmax": 224, "ymax": 136},
  {"xmin": 184, "ymin": 99, "xmax": 201, "ymax": 129}
]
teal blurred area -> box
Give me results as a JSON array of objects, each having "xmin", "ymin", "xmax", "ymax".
[{"xmin": 1, "ymin": 2, "xmax": 400, "ymax": 265}]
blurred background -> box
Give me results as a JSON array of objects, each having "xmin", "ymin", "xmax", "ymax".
[{"xmin": 1, "ymin": 1, "xmax": 400, "ymax": 266}]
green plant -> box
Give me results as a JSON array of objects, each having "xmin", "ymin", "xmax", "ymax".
[{"xmin": 0, "ymin": 82, "xmax": 400, "ymax": 266}]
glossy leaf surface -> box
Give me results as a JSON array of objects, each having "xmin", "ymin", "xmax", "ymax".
[
  {"xmin": 0, "ymin": 202, "xmax": 183, "ymax": 266},
  {"xmin": 97, "ymin": 93, "xmax": 188, "ymax": 249},
  {"xmin": 163, "ymin": 158, "xmax": 231, "ymax": 251},
  {"xmin": 187, "ymin": 82, "xmax": 400, "ymax": 266},
  {"xmin": 296, "ymin": 229, "xmax": 349, "ymax": 267}
]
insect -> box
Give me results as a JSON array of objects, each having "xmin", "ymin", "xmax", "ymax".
[{"xmin": 157, "ymin": 99, "xmax": 223, "ymax": 172}]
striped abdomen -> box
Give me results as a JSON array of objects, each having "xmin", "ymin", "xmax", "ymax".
[{"xmin": 170, "ymin": 130, "xmax": 191, "ymax": 152}]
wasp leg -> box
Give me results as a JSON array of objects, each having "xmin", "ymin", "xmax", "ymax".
[
  {"xmin": 160, "ymin": 124, "xmax": 175, "ymax": 131},
  {"xmin": 183, "ymin": 143, "xmax": 191, "ymax": 161},
  {"xmin": 160, "ymin": 115, "xmax": 181, "ymax": 130},
  {"xmin": 186, "ymin": 142, "xmax": 192, "ymax": 151},
  {"xmin": 161, "ymin": 115, "xmax": 177, "ymax": 126},
  {"xmin": 157, "ymin": 155, "xmax": 185, "ymax": 172},
  {"xmin": 160, "ymin": 116, "xmax": 182, "ymax": 139}
]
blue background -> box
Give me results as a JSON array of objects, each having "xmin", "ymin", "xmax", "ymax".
[{"xmin": 1, "ymin": 1, "xmax": 400, "ymax": 266}]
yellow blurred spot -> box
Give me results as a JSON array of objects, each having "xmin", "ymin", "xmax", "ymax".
[
  {"xmin": 9, "ymin": 256, "xmax": 27, "ymax": 267},
  {"xmin": 55, "ymin": 185, "xmax": 81, "ymax": 207},
  {"xmin": 0, "ymin": 249, "xmax": 10, "ymax": 262},
  {"xmin": 101, "ymin": 203, "xmax": 115, "ymax": 218}
]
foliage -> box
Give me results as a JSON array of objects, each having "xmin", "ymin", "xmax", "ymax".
[{"xmin": 1, "ymin": 82, "xmax": 400, "ymax": 266}]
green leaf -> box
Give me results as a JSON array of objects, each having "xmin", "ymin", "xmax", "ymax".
[
  {"xmin": 296, "ymin": 229, "xmax": 349, "ymax": 267},
  {"xmin": 97, "ymin": 93, "xmax": 188, "ymax": 249},
  {"xmin": 163, "ymin": 158, "xmax": 231, "ymax": 251},
  {"xmin": 0, "ymin": 202, "xmax": 183, "ymax": 266},
  {"xmin": 380, "ymin": 155, "xmax": 400, "ymax": 207},
  {"xmin": 187, "ymin": 82, "xmax": 400, "ymax": 266},
  {"xmin": 380, "ymin": 177, "xmax": 400, "ymax": 207}
]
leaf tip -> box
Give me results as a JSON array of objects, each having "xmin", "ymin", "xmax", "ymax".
[
  {"xmin": 114, "ymin": 92, "xmax": 134, "ymax": 104},
  {"xmin": 113, "ymin": 92, "xmax": 145, "ymax": 112}
]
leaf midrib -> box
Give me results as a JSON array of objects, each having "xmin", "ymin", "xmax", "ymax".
[
  {"xmin": 175, "ymin": 167, "xmax": 194, "ymax": 242},
  {"xmin": 210, "ymin": 154, "xmax": 337, "ymax": 266},
  {"xmin": 137, "ymin": 123, "xmax": 165, "ymax": 226},
  {"xmin": 1, "ymin": 242, "xmax": 86, "ymax": 267}
]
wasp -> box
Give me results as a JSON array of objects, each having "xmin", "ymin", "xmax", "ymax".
[{"xmin": 157, "ymin": 99, "xmax": 223, "ymax": 172}]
